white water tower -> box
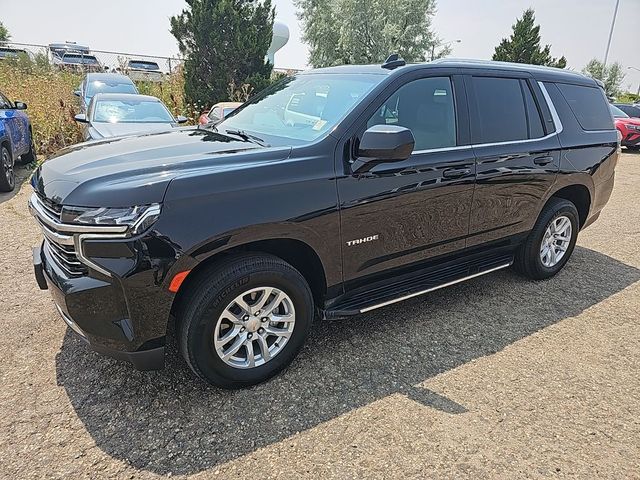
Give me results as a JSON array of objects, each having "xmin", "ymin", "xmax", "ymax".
[{"xmin": 267, "ymin": 20, "xmax": 289, "ymax": 65}]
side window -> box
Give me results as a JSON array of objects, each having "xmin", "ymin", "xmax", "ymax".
[
  {"xmin": 472, "ymin": 76, "xmax": 528, "ymax": 143},
  {"xmin": 522, "ymin": 80, "xmax": 545, "ymax": 139},
  {"xmin": 210, "ymin": 107, "xmax": 222, "ymax": 120},
  {"xmin": 556, "ymin": 83, "xmax": 613, "ymax": 131},
  {"xmin": 367, "ymin": 77, "xmax": 456, "ymax": 151},
  {"xmin": 0, "ymin": 93, "xmax": 10, "ymax": 109}
]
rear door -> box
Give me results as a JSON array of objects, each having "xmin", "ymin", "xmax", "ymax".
[
  {"xmin": 337, "ymin": 71, "xmax": 476, "ymax": 287},
  {"xmin": 465, "ymin": 72, "xmax": 561, "ymax": 247}
]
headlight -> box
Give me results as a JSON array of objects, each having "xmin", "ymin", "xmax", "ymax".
[
  {"xmin": 61, "ymin": 203, "xmax": 162, "ymax": 233},
  {"xmin": 628, "ymin": 124, "xmax": 640, "ymax": 132}
]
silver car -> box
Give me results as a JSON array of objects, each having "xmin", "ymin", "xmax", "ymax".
[{"xmin": 74, "ymin": 93, "xmax": 187, "ymax": 140}]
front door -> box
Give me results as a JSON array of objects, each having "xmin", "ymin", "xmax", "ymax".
[{"xmin": 337, "ymin": 73, "xmax": 476, "ymax": 289}]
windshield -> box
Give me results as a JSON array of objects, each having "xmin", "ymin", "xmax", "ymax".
[
  {"xmin": 86, "ymin": 80, "xmax": 137, "ymax": 99},
  {"xmin": 223, "ymin": 107, "xmax": 237, "ymax": 117},
  {"xmin": 218, "ymin": 73, "xmax": 382, "ymax": 144},
  {"xmin": 0, "ymin": 48, "xmax": 25, "ymax": 58},
  {"xmin": 92, "ymin": 99, "xmax": 174, "ymax": 124},
  {"xmin": 610, "ymin": 105, "xmax": 629, "ymax": 118},
  {"xmin": 62, "ymin": 54, "xmax": 99, "ymax": 65},
  {"xmin": 129, "ymin": 61, "xmax": 160, "ymax": 71}
]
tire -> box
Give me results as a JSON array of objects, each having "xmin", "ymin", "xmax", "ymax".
[
  {"xmin": 0, "ymin": 145, "xmax": 15, "ymax": 192},
  {"xmin": 177, "ymin": 253, "xmax": 314, "ymax": 389},
  {"xmin": 18, "ymin": 132, "xmax": 36, "ymax": 165},
  {"xmin": 514, "ymin": 197, "xmax": 579, "ymax": 280}
]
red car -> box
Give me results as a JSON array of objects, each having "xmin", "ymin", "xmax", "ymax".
[{"xmin": 611, "ymin": 104, "xmax": 640, "ymax": 150}]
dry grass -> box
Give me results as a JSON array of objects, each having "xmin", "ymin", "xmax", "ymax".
[
  {"xmin": 0, "ymin": 63, "xmax": 194, "ymax": 160},
  {"xmin": 0, "ymin": 63, "xmax": 84, "ymax": 157}
]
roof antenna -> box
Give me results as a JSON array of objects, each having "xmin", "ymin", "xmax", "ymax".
[{"xmin": 382, "ymin": 53, "xmax": 406, "ymax": 70}]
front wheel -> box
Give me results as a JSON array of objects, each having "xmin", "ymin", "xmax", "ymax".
[
  {"xmin": 514, "ymin": 197, "xmax": 579, "ymax": 280},
  {"xmin": 177, "ymin": 253, "xmax": 314, "ymax": 388}
]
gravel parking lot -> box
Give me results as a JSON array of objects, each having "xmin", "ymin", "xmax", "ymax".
[{"xmin": 1, "ymin": 152, "xmax": 639, "ymax": 479}]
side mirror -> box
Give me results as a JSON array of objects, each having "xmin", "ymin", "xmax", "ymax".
[
  {"xmin": 14, "ymin": 101, "xmax": 27, "ymax": 110},
  {"xmin": 74, "ymin": 113, "xmax": 88, "ymax": 123},
  {"xmin": 176, "ymin": 115, "xmax": 188, "ymax": 124},
  {"xmin": 351, "ymin": 125, "xmax": 415, "ymax": 174},
  {"xmin": 73, "ymin": 89, "xmax": 82, "ymax": 97}
]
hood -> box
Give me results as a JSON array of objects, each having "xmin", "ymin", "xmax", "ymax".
[
  {"xmin": 33, "ymin": 127, "xmax": 291, "ymax": 207},
  {"xmin": 91, "ymin": 122, "xmax": 176, "ymax": 139},
  {"xmin": 617, "ymin": 116, "xmax": 640, "ymax": 126}
]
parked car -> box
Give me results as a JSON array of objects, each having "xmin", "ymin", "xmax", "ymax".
[
  {"xmin": 198, "ymin": 102, "xmax": 242, "ymax": 125},
  {"xmin": 611, "ymin": 104, "xmax": 640, "ymax": 150},
  {"xmin": 74, "ymin": 93, "xmax": 187, "ymax": 140},
  {"xmin": 613, "ymin": 103, "xmax": 640, "ymax": 119},
  {"xmin": 0, "ymin": 46, "xmax": 29, "ymax": 61},
  {"xmin": 30, "ymin": 58, "xmax": 618, "ymax": 388},
  {"xmin": 0, "ymin": 91, "xmax": 35, "ymax": 192},
  {"xmin": 124, "ymin": 60, "xmax": 164, "ymax": 83},
  {"xmin": 53, "ymin": 52, "xmax": 104, "ymax": 73},
  {"xmin": 74, "ymin": 73, "xmax": 138, "ymax": 111}
]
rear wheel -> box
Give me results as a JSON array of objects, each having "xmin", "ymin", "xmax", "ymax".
[
  {"xmin": 0, "ymin": 145, "xmax": 15, "ymax": 192},
  {"xmin": 514, "ymin": 197, "xmax": 579, "ymax": 280},
  {"xmin": 177, "ymin": 253, "xmax": 314, "ymax": 388},
  {"xmin": 18, "ymin": 132, "xmax": 36, "ymax": 165}
]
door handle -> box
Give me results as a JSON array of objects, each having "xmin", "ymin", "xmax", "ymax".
[
  {"xmin": 533, "ymin": 155, "xmax": 554, "ymax": 166},
  {"xmin": 442, "ymin": 167, "xmax": 471, "ymax": 179}
]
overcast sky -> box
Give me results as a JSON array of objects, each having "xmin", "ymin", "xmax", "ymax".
[{"xmin": 1, "ymin": 0, "xmax": 639, "ymax": 91}]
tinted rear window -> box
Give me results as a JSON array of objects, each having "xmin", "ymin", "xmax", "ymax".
[
  {"xmin": 472, "ymin": 77, "xmax": 528, "ymax": 143},
  {"xmin": 556, "ymin": 84, "xmax": 612, "ymax": 131}
]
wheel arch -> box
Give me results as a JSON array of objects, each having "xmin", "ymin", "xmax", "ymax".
[
  {"xmin": 549, "ymin": 183, "xmax": 591, "ymax": 228},
  {"xmin": 170, "ymin": 237, "xmax": 329, "ymax": 317}
]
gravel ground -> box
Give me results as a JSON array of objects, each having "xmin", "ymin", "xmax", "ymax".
[{"xmin": 1, "ymin": 153, "xmax": 639, "ymax": 479}]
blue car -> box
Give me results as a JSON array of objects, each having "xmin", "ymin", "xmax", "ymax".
[{"xmin": 0, "ymin": 90, "xmax": 35, "ymax": 192}]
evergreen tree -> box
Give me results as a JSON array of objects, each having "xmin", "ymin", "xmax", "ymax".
[
  {"xmin": 170, "ymin": 0, "xmax": 275, "ymax": 106},
  {"xmin": 0, "ymin": 21, "xmax": 10, "ymax": 42},
  {"xmin": 493, "ymin": 8, "xmax": 566, "ymax": 68}
]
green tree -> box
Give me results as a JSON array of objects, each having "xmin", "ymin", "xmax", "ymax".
[
  {"xmin": 295, "ymin": 0, "xmax": 449, "ymax": 67},
  {"xmin": 582, "ymin": 59, "xmax": 625, "ymax": 98},
  {"xmin": 492, "ymin": 8, "xmax": 566, "ymax": 68},
  {"xmin": 170, "ymin": 0, "xmax": 275, "ymax": 106},
  {"xmin": 0, "ymin": 21, "xmax": 10, "ymax": 42}
]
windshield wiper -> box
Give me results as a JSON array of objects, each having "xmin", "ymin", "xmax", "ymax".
[{"xmin": 223, "ymin": 128, "xmax": 269, "ymax": 147}]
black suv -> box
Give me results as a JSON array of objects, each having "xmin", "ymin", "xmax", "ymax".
[{"xmin": 30, "ymin": 58, "xmax": 618, "ymax": 388}]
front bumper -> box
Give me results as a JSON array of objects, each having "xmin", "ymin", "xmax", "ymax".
[
  {"xmin": 34, "ymin": 241, "xmax": 168, "ymax": 370},
  {"xmin": 621, "ymin": 131, "xmax": 640, "ymax": 147}
]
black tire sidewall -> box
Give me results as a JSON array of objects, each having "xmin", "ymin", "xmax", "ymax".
[
  {"xmin": 529, "ymin": 202, "xmax": 579, "ymax": 278},
  {"xmin": 0, "ymin": 146, "xmax": 14, "ymax": 192},
  {"xmin": 184, "ymin": 262, "xmax": 313, "ymax": 388}
]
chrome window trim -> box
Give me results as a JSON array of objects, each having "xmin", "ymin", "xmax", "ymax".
[
  {"xmin": 406, "ymin": 82, "xmax": 564, "ymax": 155},
  {"xmin": 537, "ymin": 81, "xmax": 564, "ymax": 135}
]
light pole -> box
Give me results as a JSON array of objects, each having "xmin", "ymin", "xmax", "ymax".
[
  {"xmin": 603, "ymin": 0, "xmax": 620, "ymax": 68},
  {"xmin": 628, "ymin": 66, "xmax": 640, "ymax": 97},
  {"xmin": 431, "ymin": 39, "xmax": 461, "ymax": 61}
]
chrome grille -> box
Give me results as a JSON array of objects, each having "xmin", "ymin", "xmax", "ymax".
[
  {"xmin": 36, "ymin": 193, "xmax": 62, "ymax": 222},
  {"xmin": 30, "ymin": 193, "xmax": 86, "ymax": 276},
  {"xmin": 29, "ymin": 192, "xmax": 129, "ymax": 278},
  {"xmin": 44, "ymin": 239, "xmax": 87, "ymax": 276}
]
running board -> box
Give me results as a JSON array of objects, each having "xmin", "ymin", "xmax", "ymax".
[{"xmin": 324, "ymin": 253, "xmax": 514, "ymax": 318}]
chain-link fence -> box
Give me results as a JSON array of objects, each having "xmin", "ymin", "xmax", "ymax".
[{"xmin": 0, "ymin": 41, "xmax": 182, "ymax": 81}]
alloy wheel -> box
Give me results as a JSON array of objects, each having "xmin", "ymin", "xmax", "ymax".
[
  {"xmin": 2, "ymin": 148, "xmax": 14, "ymax": 189},
  {"xmin": 539, "ymin": 215, "xmax": 572, "ymax": 267},
  {"xmin": 213, "ymin": 286, "xmax": 296, "ymax": 369}
]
